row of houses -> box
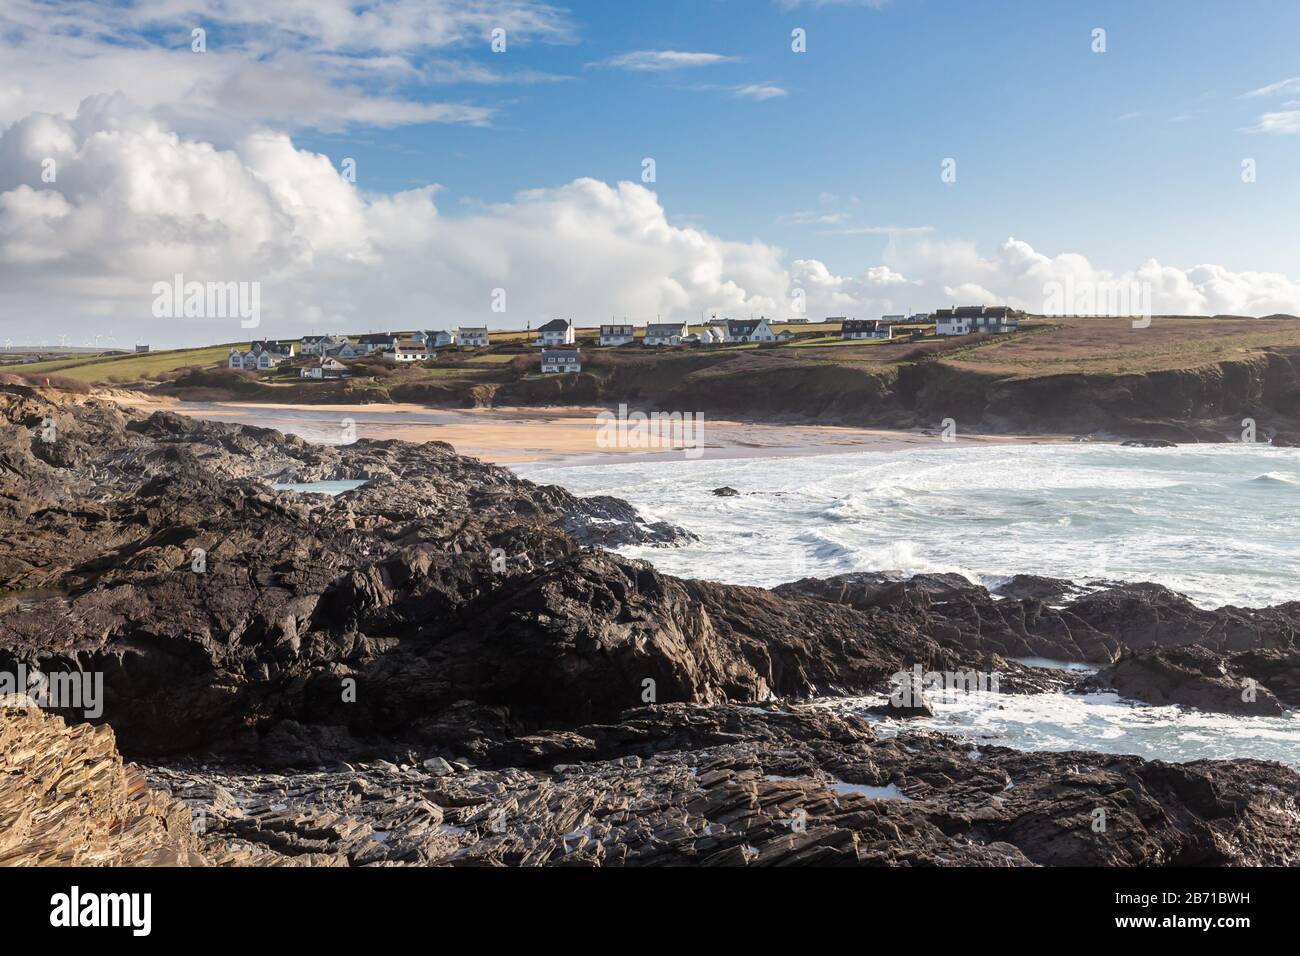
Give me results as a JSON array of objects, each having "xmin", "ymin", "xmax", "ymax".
[
  {"xmin": 584, "ymin": 317, "xmax": 788, "ymax": 347},
  {"xmin": 933, "ymin": 306, "xmax": 1020, "ymax": 336}
]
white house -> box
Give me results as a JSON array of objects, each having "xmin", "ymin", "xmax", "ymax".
[
  {"xmin": 386, "ymin": 340, "xmax": 431, "ymax": 362},
  {"xmin": 301, "ymin": 357, "xmax": 351, "ymax": 379},
  {"xmin": 644, "ymin": 322, "xmax": 689, "ymax": 346},
  {"xmin": 599, "ymin": 323, "xmax": 635, "ymax": 346},
  {"xmin": 229, "ymin": 341, "xmax": 293, "ymax": 370},
  {"xmin": 723, "ymin": 318, "xmax": 775, "ymax": 343},
  {"xmin": 458, "ymin": 327, "xmax": 490, "ymax": 347},
  {"xmin": 541, "ymin": 347, "xmax": 582, "ymax": 373},
  {"xmin": 935, "ymin": 306, "xmax": 1020, "ymax": 336},
  {"xmin": 357, "ymin": 333, "xmax": 398, "ymax": 353},
  {"xmin": 418, "ymin": 330, "xmax": 457, "ymax": 348},
  {"xmin": 841, "ymin": 319, "xmax": 891, "ymax": 340},
  {"xmin": 300, "ymin": 334, "xmax": 347, "ymax": 356},
  {"xmin": 686, "ymin": 326, "xmax": 722, "ymax": 345},
  {"xmin": 535, "ymin": 319, "xmax": 575, "ymax": 347},
  {"xmin": 326, "ymin": 341, "xmax": 367, "ymax": 359}
]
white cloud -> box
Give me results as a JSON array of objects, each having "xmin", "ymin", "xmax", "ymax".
[
  {"xmin": 3, "ymin": 103, "xmax": 1298, "ymax": 349},
  {"xmin": 0, "ymin": 0, "xmax": 573, "ymax": 135},
  {"xmin": 1244, "ymin": 77, "xmax": 1300, "ymax": 98},
  {"xmin": 733, "ymin": 83, "xmax": 789, "ymax": 101},
  {"xmin": 593, "ymin": 51, "xmax": 738, "ymax": 71},
  {"xmin": 1244, "ymin": 110, "xmax": 1300, "ymax": 135}
]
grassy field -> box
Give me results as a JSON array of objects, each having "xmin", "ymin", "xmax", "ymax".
[{"xmin": 8, "ymin": 345, "xmax": 240, "ymax": 383}]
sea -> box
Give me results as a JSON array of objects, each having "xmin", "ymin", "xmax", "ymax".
[{"xmin": 515, "ymin": 442, "xmax": 1300, "ymax": 766}]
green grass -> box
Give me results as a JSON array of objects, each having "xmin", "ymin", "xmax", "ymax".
[{"xmin": 11, "ymin": 345, "xmax": 238, "ymax": 383}]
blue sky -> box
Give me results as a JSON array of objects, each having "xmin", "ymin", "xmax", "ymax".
[
  {"xmin": 3, "ymin": 0, "xmax": 1300, "ymax": 346},
  {"xmin": 298, "ymin": 0, "xmax": 1300, "ymax": 277}
]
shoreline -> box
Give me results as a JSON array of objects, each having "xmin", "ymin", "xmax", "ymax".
[{"xmin": 109, "ymin": 393, "xmax": 1083, "ymax": 465}]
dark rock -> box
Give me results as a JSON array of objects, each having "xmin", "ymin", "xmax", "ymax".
[
  {"xmin": 1121, "ymin": 439, "xmax": 1178, "ymax": 448},
  {"xmin": 711, "ymin": 486, "xmax": 740, "ymax": 497},
  {"xmin": 991, "ymin": 574, "xmax": 1083, "ymax": 604},
  {"xmin": 1094, "ymin": 645, "xmax": 1285, "ymax": 715}
]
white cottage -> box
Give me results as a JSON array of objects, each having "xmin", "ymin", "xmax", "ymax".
[
  {"xmin": 599, "ymin": 324, "xmax": 635, "ymax": 346},
  {"xmin": 722, "ymin": 318, "xmax": 775, "ymax": 343},
  {"xmin": 535, "ymin": 319, "xmax": 575, "ymax": 347},
  {"xmin": 541, "ymin": 348, "xmax": 582, "ymax": 373},
  {"xmin": 644, "ymin": 322, "xmax": 689, "ymax": 346}
]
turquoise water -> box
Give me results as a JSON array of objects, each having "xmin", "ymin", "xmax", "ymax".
[
  {"xmin": 515, "ymin": 443, "xmax": 1300, "ymax": 609},
  {"xmin": 271, "ymin": 480, "xmax": 368, "ymax": 495}
]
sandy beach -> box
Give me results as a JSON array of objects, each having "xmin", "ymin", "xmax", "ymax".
[{"xmin": 108, "ymin": 393, "xmax": 1077, "ymax": 465}]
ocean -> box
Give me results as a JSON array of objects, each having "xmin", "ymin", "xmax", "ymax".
[
  {"xmin": 516, "ymin": 442, "xmax": 1300, "ymax": 766},
  {"xmin": 516, "ymin": 442, "xmax": 1300, "ymax": 610}
]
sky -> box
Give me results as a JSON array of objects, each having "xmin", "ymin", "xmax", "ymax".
[{"xmin": 1, "ymin": 0, "xmax": 1299, "ymax": 347}]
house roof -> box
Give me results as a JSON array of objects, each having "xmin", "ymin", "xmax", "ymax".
[
  {"xmin": 646, "ymin": 322, "xmax": 686, "ymax": 334},
  {"xmin": 537, "ymin": 319, "xmax": 572, "ymax": 333},
  {"xmin": 841, "ymin": 319, "xmax": 880, "ymax": 333},
  {"xmin": 358, "ymin": 333, "xmax": 396, "ymax": 344},
  {"xmin": 726, "ymin": 319, "xmax": 764, "ymax": 334},
  {"xmin": 541, "ymin": 348, "xmax": 581, "ymax": 358},
  {"xmin": 458, "ymin": 326, "xmax": 488, "ymax": 333}
]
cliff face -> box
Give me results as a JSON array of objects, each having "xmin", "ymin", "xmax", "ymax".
[{"xmin": 488, "ymin": 345, "xmax": 1300, "ymax": 439}]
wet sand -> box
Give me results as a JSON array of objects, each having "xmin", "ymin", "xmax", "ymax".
[{"xmin": 111, "ymin": 394, "xmax": 1078, "ymax": 465}]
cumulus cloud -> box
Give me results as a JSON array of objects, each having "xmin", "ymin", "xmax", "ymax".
[{"xmin": 3, "ymin": 101, "xmax": 1299, "ymax": 348}]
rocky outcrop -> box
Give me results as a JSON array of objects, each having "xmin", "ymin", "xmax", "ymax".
[
  {"xmin": 0, "ymin": 702, "xmax": 334, "ymax": 866},
  {"xmin": 143, "ymin": 704, "xmax": 1300, "ymax": 867},
  {"xmin": 2, "ymin": 383, "xmax": 1299, "ymax": 867},
  {"xmin": 1094, "ymin": 646, "xmax": 1285, "ymax": 715}
]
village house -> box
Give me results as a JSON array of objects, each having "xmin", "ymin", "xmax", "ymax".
[
  {"xmin": 357, "ymin": 333, "xmax": 398, "ymax": 353},
  {"xmin": 385, "ymin": 340, "xmax": 431, "ymax": 363},
  {"xmin": 540, "ymin": 347, "xmax": 582, "ymax": 374},
  {"xmin": 935, "ymin": 306, "xmax": 1020, "ymax": 336},
  {"xmin": 417, "ymin": 330, "xmax": 457, "ymax": 348},
  {"xmin": 723, "ymin": 318, "xmax": 775, "ymax": 343},
  {"xmin": 777, "ymin": 329, "xmax": 796, "ymax": 341},
  {"xmin": 300, "ymin": 334, "xmax": 348, "ymax": 356},
  {"xmin": 644, "ymin": 321, "xmax": 689, "ymax": 346},
  {"xmin": 458, "ymin": 327, "xmax": 490, "ymax": 347},
  {"xmin": 300, "ymin": 356, "xmax": 351, "ymax": 379},
  {"xmin": 228, "ymin": 340, "xmax": 294, "ymax": 370},
  {"xmin": 841, "ymin": 319, "xmax": 892, "ymax": 340},
  {"xmin": 535, "ymin": 319, "xmax": 575, "ymax": 347},
  {"xmin": 325, "ymin": 341, "xmax": 368, "ymax": 359},
  {"xmin": 685, "ymin": 326, "xmax": 723, "ymax": 345},
  {"xmin": 599, "ymin": 323, "xmax": 635, "ymax": 346}
]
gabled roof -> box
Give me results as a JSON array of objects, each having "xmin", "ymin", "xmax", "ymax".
[
  {"xmin": 646, "ymin": 322, "xmax": 687, "ymax": 334},
  {"xmin": 726, "ymin": 319, "xmax": 763, "ymax": 334},
  {"xmin": 541, "ymin": 347, "xmax": 581, "ymax": 358},
  {"xmin": 841, "ymin": 319, "xmax": 880, "ymax": 333},
  {"xmin": 537, "ymin": 319, "xmax": 573, "ymax": 333},
  {"xmin": 358, "ymin": 333, "xmax": 397, "ymax": 344}
]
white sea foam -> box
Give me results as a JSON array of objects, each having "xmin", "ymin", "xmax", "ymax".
[
  {"xmin": 811, "ymin": 692, "xmax": 1300, "ymax": 767},
  {"xmin": 516, "ymin": 442, "xmax": 1300, "ymax": 609}
]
